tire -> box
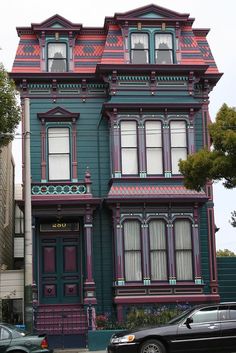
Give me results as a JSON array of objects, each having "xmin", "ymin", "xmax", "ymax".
[{"xmin": 139, "ymin": 339, "xmax": 166, "ymax": 353}]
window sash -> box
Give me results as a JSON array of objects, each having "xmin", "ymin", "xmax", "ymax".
[
  {"xmin": 170, "ymin": 121, "xmax": 187, "ymax": 174},
  {"xmin": 146, "ymin": 148, "xmax": 163, "ymax": 175},
  {"xmin": 131, "ymin": 33, "xmax": 149, "ymax": 64},
  {"xmin": 145, "ymin": 121, "xmax": 163, "ymax": 175},
  {"xmin": 149, "ymin": 220, "xmax": 167, "ymax": 280},
  {"xmin": 171, "ymin": 148, "xmax": 187, "ymax": 175},
  {"xmin": 175, "ymin": 220, "xmax": 193, "ymax": 281},
  {"xmin": 124, "ymin": 221, "xmax": 142, "ymax": 281},
  {"xmin": 121, "ymin": 121, "xmax": 138, "ymax": 175},
  {"xmin": 155, "ymin": 34, "xmax": 173, "ymax": 64},
  {"xmin": 48, "ymin": 43, "xmax": 67, "ymax": 72},
  {"xmin": 48, "ymin": 127, "xmax": 70, "ymax": 181}
]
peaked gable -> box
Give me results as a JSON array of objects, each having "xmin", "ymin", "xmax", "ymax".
[
  {"xmin": 37, "ymin": 106, "xmax": 80, "ymax": 122},
  {"xmin": 113, "ymin": 4, "xmax": 192, "ymax": 22}
]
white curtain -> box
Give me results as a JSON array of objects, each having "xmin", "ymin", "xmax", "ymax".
[
  {"xmin": 155, "ymin": 34, "xmax": 173, "ymax": 49},
  {"xmin": 175, "ymin": 220, "xmax": 193, "ymax": 280},
  {"xmin": 48, "ymin": 43, "xmax": 67, "ymax": 58},
  {"xmin": 145, "ymin": 121, "xmax": 163, "ymax": 174},
  {"xmin": 131, "ymin": 33, "xmax": 149, "ymax": 63},
  {"xmin": 131, "ymin": 34, "xmax": 149, "ymax": 49},
  {"xmin": 48, "ymin": 127, "xmax": 70, "ymax": 180},
  {"xmin": 121, "ymin": 121, "xmax": 138, "ymax": 175},
  {"xmin": 149, "ymin": 220, "xmax": 167, "ymax": 280},
  {"xmin": 48, "ymin": 43, "xmax": 67, "ymax": 72},
  {"xmin": 124, "ymin": 221, "xmax": 142, "ymax": 281}
]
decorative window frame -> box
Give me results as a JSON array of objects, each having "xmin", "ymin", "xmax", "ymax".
[
  {"xmin": 37, "ymin": 106, "xmax": 79, "ymax": 182},
  {"xmin": 47, "ymin": 42, "xmax": 68, "ymax": 73}
]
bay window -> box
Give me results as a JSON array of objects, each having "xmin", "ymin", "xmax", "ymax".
[
  {"xmin": 48, "ymin": 127, "xmax": 70, "ymax": 181},
  {"xmin": 123, "ymin": 220, "xmax": 142, "ymax": 281},
  {"xmin": 145, "ymin": 121, "xmax": 163, "ymax": 175},
  {"xmin": 149, "ymin": 220, "xmax": 167, "ymax": 280},
  {"xmin": 121, "ymin": 121, "xmax": 138, "ymax": 175},
  {"xmin": 174, "ymin": 220, "xmax": 193, "ymax": 281},
  {"xmin": 131, "ymin": 33, "xmax": 149, "ymax": 64},
  {"xmin": 170, "ymin": 120, "xmax": 187, "ymax": 174},
  {"xmin": 155, "ymin": 33, "xmax": 173, "ymax": 64},
  {"xmin": 48, "ymin": 43, "xmax": 67, "ymax": 72}
]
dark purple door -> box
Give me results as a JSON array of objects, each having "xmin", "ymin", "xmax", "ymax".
[{"xmin": 39, "ymin": 234, "xmax": 81, "ymax": 304}]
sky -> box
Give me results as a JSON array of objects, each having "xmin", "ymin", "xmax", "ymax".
[{"xmin": 0, "ymin": 0, "xmax": 235, "ymax": 251}]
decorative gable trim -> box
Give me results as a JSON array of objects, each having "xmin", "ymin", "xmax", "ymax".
[
  {"xmin": 17, "ymin": 15, "xmax": 82, "ymax": 36},
  {"xmin": 37, "ymin": 106, "xmax": 80, "ymax": 123}
]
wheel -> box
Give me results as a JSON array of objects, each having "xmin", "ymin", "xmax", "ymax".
[{"xmin": 140, "ymin": 339, "xmax": 166, "ymax": 353}]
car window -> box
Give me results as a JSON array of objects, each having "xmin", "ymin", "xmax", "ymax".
[
  {"xmin": 191, "ymin": 307, "xmax": 218, "ymax": 324},
  {"xmin": 0, "ymin": 328, "xmax": 11, "ymax": 340},
  {"xmin": 229, "ymin": 305, "xmax": 236, "ymax": 320}
]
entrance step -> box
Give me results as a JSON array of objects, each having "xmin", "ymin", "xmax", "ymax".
[{"xmin": 35, "ymin": 304, "xmax": 88, "ymax": 335}]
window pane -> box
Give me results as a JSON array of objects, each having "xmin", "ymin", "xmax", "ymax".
[
  {"xmin": 170, "ymin": 121, "xmax": 187, "ymax": 147},
  {"xmin": 48, "ymin": 128, "xmax": 69, "ymax": 153},
  {"xmin": 146, "ymin": 148, "xmax": 163, "ymax": 174},
  {"xmin": 131, "ymin": 33, "xmax": 149, "ymax": 64},
  {"xmin": 121, "ymin": 121, "xmax": 137, "ymax": 147},
  {"xmin": 156, "ymin": 50, "xmax": 173, "ymax": 64},
  {"xmin": 175, "ymin": 220, "xmax": 192, "ymax": 249},
  {"xmin": 192, "ymin": 307, "xmax": 218, "ymax": 323},
  {"xmin": 149, "ymin": 221, "xmax": 167, "ymax": 280},
  {"xmin": 122, "ymin": 149, "xmax": 138, "ymax": 175},
  {"xmin": 171, "ymin": 148, "xmax": 187, "ymax": 174},
  {"xmin": 155, "ymin": 34, "xmax": 173, "ymax": 49},
  {"xmin": 49, "ymin": 155, "xmax": 70, "ymax": 180},
  {"xmin": 176, "ymin": 251, "xmax": 193, "ymax": 280},
  {"xmin": 124, "ymin": 221, "xmax": 142, "ymax": 281},
  {"xmin": 229, "ymin": 306, "xmax": 236, "ymax": 320},
  {"xmin": 145, "ymin": 121, "xmax": 162, "ymax": 147},
  {"xmin": 131, "ymin": 34, "xmax": 149, "ymax": 49},
  {"xmin": 48, "ymin": 43, "xmax": 67, "ymax": 72}
]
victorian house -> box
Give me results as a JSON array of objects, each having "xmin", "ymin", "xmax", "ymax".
[{"xmin": 11, "ymin": 3, "xmax": 222, "ymax": 340}]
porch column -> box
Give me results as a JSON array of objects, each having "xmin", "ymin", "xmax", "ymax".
[
  {"xmin": 84, "ymin": 204, "xmax": 96, "ymax": 304},
  {"xmin": 193, "ymin": 204, "xmax": 202, "ymax": 284}
]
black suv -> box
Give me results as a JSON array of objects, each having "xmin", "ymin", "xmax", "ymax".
[{"xmin": 107, "ymin": 303, "xmax": 236, "ymax": 353}]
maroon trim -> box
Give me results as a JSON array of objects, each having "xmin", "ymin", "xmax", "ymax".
[
  {"xmin": 114, "ymin": 294, "xmax": 220, "ymax": 304},
  {"xmin": 103, "ymin": 102, "xmax": 203, "ymax": 113},
  {"xmin": 38, "ymin": 106, "xmax": 80, "ymax": 122}
]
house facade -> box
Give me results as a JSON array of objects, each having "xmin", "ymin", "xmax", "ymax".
[{"xmin": 11, "ymin": 4, "xmax": 222, "ymax": 335}]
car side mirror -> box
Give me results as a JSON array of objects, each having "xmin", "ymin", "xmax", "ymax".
[{"xmin": 184, "ymin": 317, "xmax": 193, "ymax": 329}]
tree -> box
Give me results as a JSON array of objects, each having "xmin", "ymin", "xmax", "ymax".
[
  {"xmin": 179, "ymin": 104, "xmax": 236, "ymax": 192},
  {"xmin": 230, "ymin": 211, "xmax": 236, "ymax": 227},
  {"xmin": 0, "ymin": 63, "xmax": 21, "ymax": 147},
  {"xmin": 216, "ymin": 249, "xmax": 236, "ymax": 257}
]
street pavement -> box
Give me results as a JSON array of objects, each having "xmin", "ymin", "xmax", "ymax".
[{"xmin": 54, "ymin": 349, "xmax": 106, "ymax": 353}]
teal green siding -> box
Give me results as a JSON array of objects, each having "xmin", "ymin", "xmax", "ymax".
[
  {"xmin": 217, "ymin": 257, "xmax": 236, "ymax": 302},
  {"xmin": 199, "ymin": 205, "xmax": 210, "ymax": 293}
]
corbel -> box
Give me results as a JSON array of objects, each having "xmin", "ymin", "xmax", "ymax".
[
  {"xmin": 81, "ymin": 79, "xmax": 87, "ymax": 102},
  {"xmin": 150, "ymin": 71, "xmax": 156, "ymax": 95},
  {"xmin": 188, "ymin": 71, "xmax": 194, "ymax": 95},
  {"xmin": 52, "ymin": 79, "xmax": 57, "ymax": 103}
]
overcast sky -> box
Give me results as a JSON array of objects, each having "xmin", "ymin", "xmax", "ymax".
[{"xmin": 0, "ymin": 0, "xmax": 235, "ymax": 251}]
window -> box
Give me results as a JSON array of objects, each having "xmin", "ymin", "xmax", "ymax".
[
  {"xmin": 145, "ymin": 121, "xmax": 163, "ymax": 175},
  {"xmin": 48, "ymin": 43, "xmax": 67, "ymax": 72},
  {"xmin": 131, "ymin": 33, "xmax": 149, "ymax": 64},
  {"xmin": 120, "ymin": 121, "xmax": 138, "ymax": 175},
  {"xmin": 149, "ymin": 220, "xmax": 167, "ymax": 280},
  {"xmin": 174, "ymin": 220, "xmax": 193, "ymax": 281},
  {"xmin": 155, "ymin": 34, "xmax": 173, "ymax": 64},
  {"xmin": 123, "ymin": 221, "xmax": 142, "ymax": 281},
  {"xmin": 48, "ymin": 127, "xmax": 70, "ymax": 181},
  {"xmin": 170, "ymin": 121, "xmax": 187, "ymax": 174},
  {"xmin": 0, "ymin": 327, "xmax": 10, "ymax": 340},
  {"xmin": 192, "ymin": 307, "xmax": 218, "ymax": 324}
]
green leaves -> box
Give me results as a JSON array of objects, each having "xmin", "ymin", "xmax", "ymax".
[
  {"xmin": 0, "ymin": 63, "xmax": 21, "ymax": 147},
  {"xmin": 180, "ymin": 103, "xmax": 236, "ymax": 190}
]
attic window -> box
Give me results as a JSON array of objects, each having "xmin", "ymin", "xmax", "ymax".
[
  {"xmin": 155, "ymin": 34, "xmax": 173, "ymax": 64},
  {"xmin": 48, "ymin": 43, "xmax": 67, "ymax": 72},
  {"xmin": 131, "ymin": 33, "xmax": 149, "ymax": 64}
]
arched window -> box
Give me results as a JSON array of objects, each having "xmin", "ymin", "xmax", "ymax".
[
  {"xmin": 123, "ymin": 220, "xmax": 142, "ymax": 281},
  {"xmin": 174, "ymin": 219, "xmax": 193, "ymax": 280},
  {"xmin": 145, "ymin": 121, "xmax": 163, "ymax": 175},
  {"xmin": 120, "ymin": 121, "xmax": 138, "ymax": 175},
  {"xmin": 131, "ymin": 33, "xmax": 149, "ymax": 64},
  {"xmin": 170, "ymin": 120, "xmax": 187, "ymax": 174},
  {"xmin": 149, "ymin": 220, "xmax": 167, "ymax": 280}
]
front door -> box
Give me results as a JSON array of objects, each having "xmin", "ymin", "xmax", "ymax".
[{"xmin": 39, "ymin": 233, "xmax": 81, "ymax": 304}]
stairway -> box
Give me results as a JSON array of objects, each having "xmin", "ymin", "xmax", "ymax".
[{"xmin": 35, "ymin": 304, "xmax": 88, "ymax": 335}]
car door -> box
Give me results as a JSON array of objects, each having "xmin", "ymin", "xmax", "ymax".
[
  {"xmin": 0, "ymin": 326, "xmax": 12, "ymax": 353},
  {"xmin": 172, "ymin": 306, "xmax": 222, "ymax": 353},
  {"xmin": 220, "ymin": 305, "xmax": 236, "ymax": 352}
]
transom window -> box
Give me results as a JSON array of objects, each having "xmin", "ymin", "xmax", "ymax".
[
  {"xmin": 155, "ymin": 34, "xmax": 173, "ymax": 64},
  {"xmin": 48, "ymin": 43, "xmax": 67, "ymax": 72},
  {"xmin": 174, "ymin": 220, "xmax": 193, "ymax": 281},
  {"xmin": 145, "ymin": 121, "xmax": 163, "ymax": 175},
  {"xmin": 170, "ymin": 120, "xmax": 187, "ymax": 174},
  {"xmin": 131, "ymin": 33, "xmax": 149, "ymax": 64},
  {"xmin": 48, "ymin": 127, "xmax": 70, "ymax": 181},
  {"xmin": 120, "ymin": 121, "xmax": 138, "ymax": 175}
]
